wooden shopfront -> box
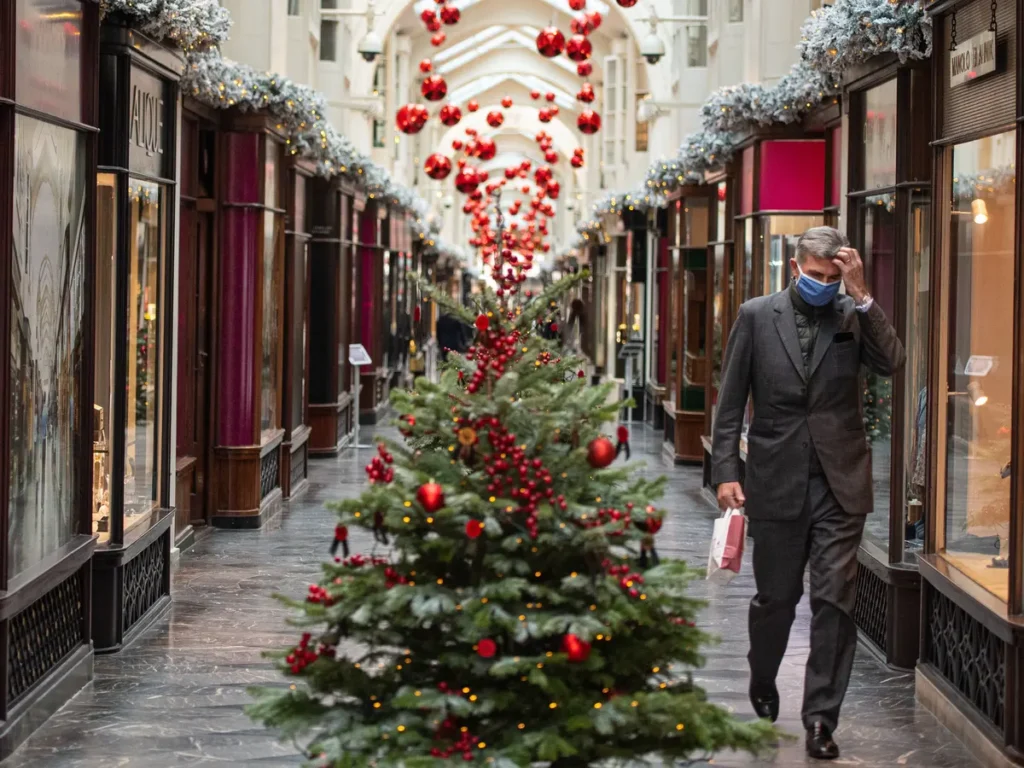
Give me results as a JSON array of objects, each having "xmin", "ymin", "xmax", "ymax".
[
  {"xmin": 308, "ymin": 177, "xmax": 357, "ymax": 455},
  {"xmin": 0, "ymin": 0, "xmax": 99, "ymax": 754},
  {"xmin": 92, "ymin": 23, "xmax": 180, "ymax": 653},
  {"xmin": 356, "ymin": 197, "xmax": 391, "ymax": 424},
  {"xmin": 644, "ymin": 205, "xmax": 669, "ymax": 430},
  {"xmin": 917, "ymin": 2, "xmax": 1024, "ymax": 764}
]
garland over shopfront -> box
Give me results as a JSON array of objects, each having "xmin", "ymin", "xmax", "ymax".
[{"xmin": 100, "ymin": 0, "xmax": 461, "ymax": 256}]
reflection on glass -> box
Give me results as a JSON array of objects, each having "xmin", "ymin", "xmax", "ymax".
[
  {"xmin": 125, "ymin": 180, "xmax": 163, "ymax": 527},
  {"xmin": 711, "ymin": 243, "xmax": 726, "ymax": 394},
  {"xmin": 864, "ymin": 79, "xmax": 897, "ymax": 190},
  {"xmin": 668, "ymin": 248, "xmax": 679, "ymax": 394},
  {"xmin": 9, "ymin": 115, "xmax": 86, "ymax": 577},
  {"xmin": 716, "ymin": 182, "xmax": 727, "ymax": 241},
  {"xmin": 15, "ymin": 0, "xmax": 83, "ymax": 124},
  {"xmin": 942, "ymin": 131, "xmax": 1016, "ymax": 601},
  {"xmin": 743, "ymin": 218, "xmax": 754, "ymax": 301},
  {"xmin": 761, "ymin": 215, "xmax": 822, "ymax": 296},
  {"xmin": 902, "ymin": 191, "xmax": 930, "ymax": 562},
  {"xmin": 858, "ymin": 195, "xmax": 896, "ymax": 555},
  {"xmin": 93, "ymin": 175, "xmax": 117, "ymax": 542},
  {"xmin": 262, "ymin": 211, "xmax": 283, "ymax": 438},
  {"xmin": 291, "ymin": 242, "xmax": 308, "ymax": 431}
]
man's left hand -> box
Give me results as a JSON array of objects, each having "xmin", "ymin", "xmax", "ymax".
[{"xmin": 832, "ymin": 246, "xmax": 868, "ymax": 303}]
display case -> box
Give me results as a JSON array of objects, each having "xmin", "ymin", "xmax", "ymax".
[
  {"xmin": 0, "ymin": 0, "xmax": 100, "ymax": 753},
  {"xmin": 92, "ymin": 23, "xmax": 180, "ymax": 653},
  {"xmin": 308, "ymin": 178, "xmax": 356, "ymax": 455},
  {"xmin": 356, "ymin": 198, "xmax": 391, "ymax": 424},
  {"xmin": 916, "ymin": 4, "xmax": 1024, "ymax": 761},
  {"xmin": 842, "ymin": 56, "xmax": 932, "ymax": 670}
]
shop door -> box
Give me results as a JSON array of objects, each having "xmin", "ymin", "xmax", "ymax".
[{"xmin": 189, "ymin": 212, "xmax": 213, "ymax": 526}]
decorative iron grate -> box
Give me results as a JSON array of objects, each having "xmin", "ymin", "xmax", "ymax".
[
  {"xmin": 8, "ymin": 570, "xmax": 85, "ymax": 704},
  {"xmin": 261, "ymin": 447, "xmax": 280, "ymax": 500},
  {"xmin": 291, "ymin": 444, "xmax": 307, "ymax": 490},
  {"xmin": 122, "ymin": 535, "xmax": 167, "ymax": 633},
  {"xmin": 925, "ymin": 587, "xmax": 1005, "ymax": 730},
  {"xmin": 853, "ymin": 561, "xmax": 887, "ymax": 652}
]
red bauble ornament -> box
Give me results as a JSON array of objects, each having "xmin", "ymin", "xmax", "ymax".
[
  {"xmin": 577, "ymin": 83, "xmax": 595, "ymax": 103},
  {"xmin": 546, "ymin": 180, "xmax": 561, "ymax": 199},
  {"xmin": 477, "ymin": 638, "xmax": 497, "ymax": 658},
  {"xmin": 571, "ymin": 14, "xmax": 593, "ymax": 36},
  {"xmin": 577, "ymin": 109, "xmax": 601, "ymax": 134},
  {"xmin": 616, "ymin": 0, "xmax": 638, "ymax": 6},
  {"xmin": 425, "ymin": 17, "xmax": 442, "ymax": 33},
  {"xmin": 396, "ymin": 104, "xmax": 428, "ymax": 134},
  {"xmin": 501, "ymin": 96, "xmax": 513, "ymax": 109},
  {"xmin": 544, "ymin": 150, "xmax": 558, "ymax": 163},
  {"xmin": 565, "ymin": 34, "xmax": 592, "ymax": 62},
  {"xmin": 475, "ymin": 136, "xmax": 497, "ymax": 161},
  {"xmin": 475, "ymin": 313, "xmax": 490, "ymax": 332},
  {"xmin": 439, "ymin": 103, "xmax": 462, "ymax": 126},
  {"xmin": 569, "ymin": 0, "xmax": 586, "ymax": 8},
  {"xmin": 431, "ymin": 31, "xmax": 447, "ymax": 46},
  {"xmin": 562, "ymin": 633, "xmax": 592, "ymax": 662},
  {"xmin": 466, "ymin": 519, "xmax": 485, "ymax": 539},
  {"xmin": 452, "ymin": 139, "xmax": 464, "ymax": 150},
  {"xmin": 538, "ymin": 108, "xmax": 552, "ymax": 123},
  {"xmin": 417, "ymin": 481, "xmax": 445, "ymax": 513},
  {"xmin": 440, "ymin": 5, "xmax": 460, "ymax": 24},
  {"xmin": 587, "ymin": 10, "xmax": 602, "ymax": 29},
  {"xmin": 486, "ymin": 110, "xmax": 505, "ymax": 128},
  {"xmin": 536, "ymin": 26, "xmax": 566, "ymax": 57},
  {"xmin": 577, "ymin": 61, "xmax": 593, "ymax": 77},
  {"xmin": 545, "ymin": 92, "xmax": 556, "ymax": 102},
  {"xmin": 424, "ymin": 153, "xmax": 452, "ymax": 180},
  {"xmin": 718, "ymin": 184, "xmax": 727, "ymax": 201},
  {"xmin": 587, "ymin": 436, "xmax": 616, "ymax": 468},
  {"xmin": 419, "ymin": 58, "xmax": 433, "ymax": 73},
  {"xmin": 534, "ymin": 165, "xmax": 553, "ymax": 185},
  {"xmin": 456, "ymin": 167, "xmax": 481, "ymax": 194},
  {"xmin": 420, "ymin": 8, "xmax": 437, "ymax": 24},
  {"xmin": 467, "ymin": 99, "xmax": 480, "ymax": 112},
  {"xmin": 530, "ymin": 90, "xmax": 541, "ymax": 100},
  {"xmin": 421, "ymin": 75, "xmax": 448, "ymax": 101}
]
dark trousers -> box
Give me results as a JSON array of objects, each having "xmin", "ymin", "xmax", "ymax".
[{"xmin": 747, "ymin": 471, "xmax": 865, "ymax": 731}]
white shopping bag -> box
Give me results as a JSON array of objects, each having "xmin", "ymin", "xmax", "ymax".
[{"xmin": 706, "ymin": 508, "xmax": 747, "ymax": 584}]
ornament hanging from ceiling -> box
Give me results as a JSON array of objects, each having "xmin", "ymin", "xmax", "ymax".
[
  {"xmin": 546, "ymin": 179, "xmax": 561, "ymax": 199},
  {"xmin": 615, "ymin": 0, "xmax": 638, "ymax": 6},
  {"xmin": 530, "ymin": 90, "xmax": 540, "ymax": 100},
  {"xmin": 544, "ymin": 150, "xmax": 558, "ymax": 163},
  {"xmin": 452, "ymin": 139, "xmax": 463, "ymax": 150},
  {"xmin": 421, "ymin": 74, "xmax": 447, "ymax": 101},
  {"xmin": 475, "ymin": 136, "xmax": 497, "ymax": 161},
  {"xmin": 577, "ymin": 108, "xmax": 601, "ymax": 134},
  {"xmin": 486, "ymin": 110, "xmax": 505, "ymax": 128},
  {"xmin": 501, "ymin": 96, "xmax": 513, "ymax": 109},
  {"xmin": 566, "ymin": 34, "xmax": 592, "ymax": 62},
  {"xmin": 424, "ymin": 153, "xmax": 453, "ymax": 180},
  {"xmin": 536, "ymin": 26, "xmax": 566, "ymax": 57},
  {"xmin": 467, "ymin": 99, "xmax": 480, "ymax": 112},
  {"xmin": 569, "ymin": 0, "xmax": 586, "ymax": 9},
  {"xmin": 425, "ymin": 17, "xmax": 441, "ymax": 33},
  {"xmin": 577, "ymin": 82, "xmax": 595, "ymax": 102},
  {"xmin": 538, "ymin": 107, "xmax": 552, "ymax": 123},
  {"xmin": 431, "ymin": 31, "xmax": 446, "ymax": 46},
  {"xmin": 545, "ymin": 91, "xmax": 556, "ymax": 102},
  {"xmin": 571, "ymin": 14, "xmax": 593, "ymax": 36},
  {"xmin": 534, "ymin": 165, "xmax": 553, "ymax": 185},
  {"xmin": 420, "ymin": 8, "xmax": 437, "ymax": 24},
  {"xmin": 438, "ymin": 103, "xmax": 462, "ymax": 126},
  {"xmin": 419, "ymin": 58, "xmax": 433, "ymax": 73},
  {"xmin": 456, "ymin": 166, "xmax": 481, "ymax": 194},
  {"xmin": 440, "ymin": 5, "xmax": 460, "ymax": 24},
  {"xmin": 395, "ymin": 103, "xmax": 428, "ymax": 134},
  {"xmin": 577, "ymin": 61, "xmax": 593, "ymax": 77},
  {"xmin": 587, "ymin": 10, "xmax": 602, "ymax": 30}
]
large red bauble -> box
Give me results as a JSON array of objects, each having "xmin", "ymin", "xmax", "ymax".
[
  {"xmin": 486, "ymin": 110, "xmax": 504, "ymax": 128},
  {"xmin": 577, "ymin": 61, "xmax": 593, "ymax": 77},
  {"xmin": 466, "ymin": 519, "xmax": 485, "ymax": 539},
  {"xmin": 424, "ymin": 153, "xmax": 452, "ymax": 180},
  {"xmin": 536, "ymin": 26, "xmax": 566, "ymax": 57},
  {"xmin": 565, "ymin": 34, "xmax": 592, "ymax": 62},
  {"xmin": 440, "ymin": 5, "xmax": 460, "ymax": 24},
  {"xmin": 417, "ymin": 481, "xmax": 445, "ymax": 513},
  {"xmin": 452, "ymin": 139, "xmax": 463, "ymax": 150},
  {"xmin": 431, "ymin": 31, "xmax": 446, "ymax": 46},
  {"xmin": 421, "ymin": 75, "xmax": 447, "ymax": 101},
  {"xmin": 571, "ymin": 154, "xmax": 584, "ymax": 168},
  {"xmin": 544, "ymin": 150, "xmax": 558, "ymax": 163},
  {"xmin": 455, "ymin": 167, "xmax": 481, "ymax": 194},
  {"xmin": 587, "ymin": 436, "xmax": 616, "ymax": 468},
  {"xmin": 569, "ymin": 0, "xmax": 586, "ymax": 9},
  {"xmin": 425, "ymin": 17, "xmax": 442, "ymax": 32},
  {"xmin": 571, "ymin": 14, "xmax": 593, "ymax": 35},
  {"xmin": 587, "ymin": 10, "xmax": 602, "ymax": 29},
  {"xmin": 538, "ymin": 108, "xmax": 552, "ymax": 123},
  {"xmin": 420, "ymin": 8, "xmax": 437, "ymax": 23},
  {"xmin": 439, "ymin": 103, "xmax": 462, "ymax": 126},
  {"xmin": 616, "ymin": 0, "xmax": 638, "ymax": 6},
  {"xmin": 477, "ymin": 637, "xmax": 497, "ymax": 658},
  {"xmin": 577, "ymin": 109, "xmax": 601, "ymax": 134},
  {"xmin": 534, "ymin": 165, "xmax": 553, "ymax": 185},
  {"xmin": 562, "ymin": 633, "xmax": 592, "ymax": 663},
  {"xmin": 546, "ymin": 180, "xmax": 561, "ymax": 199},
  {"xmin": 396, "ymin": 104, "xmax": 428, "ymax": 134},
  {"xmin": 419, "ymin": 58, "xmax": 433, "ymax": 73},
  {"xmin": 475, "ymin": 136, "xmax": 497, "ymax": 161},
  {"xmin": 467, "ymin": 99, "xmax": 480, "ymax": 112},
  {"xmin": 577, "ymin": 83, "xmax": 595, "ymax": 103}
]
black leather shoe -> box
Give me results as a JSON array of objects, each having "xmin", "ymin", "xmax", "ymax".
[
  {"xmin": 748, "ymin": 681, "xmax": 779, "ymax": 722},
  {"xmin": 805, "ymin": 722, "xmax": 839, "ymax": 760}
]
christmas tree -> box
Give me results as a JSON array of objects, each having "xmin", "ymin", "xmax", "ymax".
[
  {"xmin": 862, "ymin": 371, "xmax": 892, "ymax": 443},
  {"xmin": 248, "ymin": 239, "xmax": 776, "ymax": 765}
]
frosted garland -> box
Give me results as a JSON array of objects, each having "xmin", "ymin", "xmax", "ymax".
[
  {"xmin": 100, "ymin": 0, "xmax": 231, "ymax": 50},
  {"xmin": 645, "ymin": 130, "xmax": 734, "ymax": 193},
  {"xmin": 799, "ymin": 0, "xmax": 932, "ymax": 79}
]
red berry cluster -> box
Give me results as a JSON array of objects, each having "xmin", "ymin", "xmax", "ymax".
[
  {"xmin": 399, "ymin": 414, "xmax": 416, "ymax": 437},
  {"xmin": 602, "ymin": 559, "xmax": 646, "ymax": 598},
  {"xmin": 306, "ymin": 584, "xmax": 333, "ymax": 605},
  {"xmin": 365, "ymin": 443, "xmax": 394, "ymax": 484},
  {"xmin": 285, "ymin": 633, "xmax": 335, "ymax": 675},
  {"xmin": 464, "ymin": 327, "xmax": 523, "ymax": 393},
  {"xmin": 384, "ymin": 566, "xmax": 409, "ymax": 589},
  {"xmin": 340, "ymin": 554, "xmax": 390, "ymax": 568},
  {"xmin": 480, "ymin": 423, "xmax": 555, "ymax": 539},
  {"xmin": 429, "ymin": 715, "xmax": 481, "ymax": 761},
  {"xmin": 580, "ymin": 506, "xmax": 632, "ymax": 535}
]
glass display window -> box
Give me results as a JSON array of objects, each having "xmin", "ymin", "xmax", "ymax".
[
  {"xmin": 760, "ymin": 215, "xmax": 823, "ymax": 296},
  {"xmin": 9, "ymin": 114, "xmax": 87, "ymax": 577},
  {"xmin": 863, "ymin": 79, "xmax": 898, "ymax": 191},
  {"xmin": 938, "ymin": 130, "xmax": 1016, "ymax": 602},
  {"xmin": 261, "ymin": 140, "xmax": 284, "ymax": 442}
]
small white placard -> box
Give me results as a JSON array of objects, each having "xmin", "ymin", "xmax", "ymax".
[
  {"xmin": 949, "ymin": 30, "xmax": 997, "ymax": 88},
  {"xmin": 964, "ymin": 355, "xmax": 994, "ymax": 378},
  {"xmin": 348, "ymin": 344, "xmax": 372, "ymax": 367}
]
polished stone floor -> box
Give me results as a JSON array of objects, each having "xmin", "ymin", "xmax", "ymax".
[{"xmin": 6, "ymin": 424, "xmax": 980, "ymax": 767}]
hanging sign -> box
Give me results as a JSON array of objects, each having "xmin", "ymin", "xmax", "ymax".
[{"xmin": 949, "ymin": 30, "xmax": 997, "ymax": 88}]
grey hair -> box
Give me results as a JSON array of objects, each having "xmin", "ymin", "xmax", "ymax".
[{"xmin": 795, "ymin": 226, "xmax": 849, "ymax": 264}]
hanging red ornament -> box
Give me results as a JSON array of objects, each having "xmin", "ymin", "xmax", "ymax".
[
  {"xmin": 536, "ymin": 26, "xmax": 566, "ymax": 57},
  {"xmin": 420, "ymin": 8, "xmax": 437, "ymax": 24},
  {"xmin": 544, "ymin": 150, "xmax": 558, "ymax": 163},
  {"xmin": 486, "ymin": 110, "xmax": 505, "ymax": 128},
  {"xmin": 571, "ymin": 14, "xmax": 593, "ymax": 35},
  {"xmin": 545, "ymin": 92, "xmax": 556, "ymax": 102},
  {"xmin": 419, "ymin": 58, "xmax": 433, "ymax": 73},
  {"xmin": 577, "ymin": 82, "xmax": 595, "ymax": 103},
  {"xmin": 538, "ymin": 108, "xmax": 552, "ymax": 123},
  {"xmin": 440, "ymin": 5, "xmax": 460, "ymax": 24},
  {"xmin": 569, "ymin": 0, "xmax": 586, "ymax": 9},
  {"xmin": 577, "ymin": 109, "xmax": 601, "ymax": 134},
  {"xmin": 467, "ymin": 99, "xmax": 480, "ymax": 112},
  {"xmin": 421, "ymin": 74, "xmax": 448, "ymax": 101},
  {"xmin": 534, "ymin": 165, "xmax": 553, "ymax": 185},
  {"xmin": 425, "ymin": 17, "xmax": 442, "ymax": 32},
  {"xmin": 417, "ymin": 481, "xmax": 445, "ymax": 513},
  {"xmin": 456, "ymin": 167, "xmax": 481, "ymax": 194},
  {"xmin": 530, "ymin": 90, "xmax": 541, "ymax": 100},
  {"xmin": 466, "ymin": 519, "xmax": 485, "ymax": 539},
  {"xmin": 546, "ymin": 180, "xmax": 561, "ymax": 199},
  {"xmin": 475, "ymin": 136, "xmax": 497, "ymax": 161},
  {"xmin": 477, "ymin": 637, "xmax": 497, "ymax": 658},
  {"xmin": 475, "ymin": 313, "xmax": 490, "ymax": 332},
  {"xmin": 562, "ymin": 633, "xmax": 592, "ymax": 662},
  {"xmin": 424, "ymin": 153, "xmax": 453, "ymax": 180},
  {"xmin": 501, "ymin": 96, "xmax": 513, "ymax": 109},
  {"xmin": 452, "ymin": 139, "xmax": 464, "ymax": 150},
  {"xmin": 565, "ymin": 34, "xmax": 592, "ymax": 62},
  {"xmin": 396, "ymin": 104, "xmax": 428, "ymax": 134},
  {"xmin": 587, "ymin": 436, "xmax": 616, "ymax": 468},
  {"xmin": 431, "ymin": 31, "xmax": 447, "ymax": 46},
  {"xmin": 577, "ymin": 61, "xmax": 593, "ymax": 77},
  {"xmin": 439, "ymin": 103, "xmax": 462, "ymax": 126},
  {"xmin": 615, "ymin": 0, "xmax": 638, "ymax": 6}
]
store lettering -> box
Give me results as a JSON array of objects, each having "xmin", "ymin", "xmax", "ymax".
[
  {"xmin": 130, "ymin": 85, "xmax": 164, "ymax": 158},
  {"xmin": 949, "ymin": 30, "xmax": 997, "ymax": 88}
]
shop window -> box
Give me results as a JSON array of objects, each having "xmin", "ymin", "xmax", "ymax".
[
  {"xmin": 940, "ymin": 131, "xmax": 1016, "ymax": 601},
  {"xmin": 320, "ymin": 20, "xmax": 338, "ymax": 61},
  {"xmin": 288, "ymin": 0, "xmax": 301, "ymax": 15},
  {"xmin": 635, "ymin": 95, "xmax": 649, "ymax": 152},
  {"xmin": 9, "ymin": 115, "xmax": 87, "ymax": 577},
  {"xmin": 727, "ymin": 0, "xmax": 743, "ymax": 23},
  {"xmin": 15, "ymin": 0, "xmax": 83, "ymax": 125},
  {"xmin": 760, "ymin": 215, "xmax": 822, "ymax": 297},
  {"xmin": 863, "ymin": 79, "xmax": 898, "ymax": 191}
]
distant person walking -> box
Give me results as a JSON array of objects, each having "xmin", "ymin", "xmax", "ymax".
[{"xmin": 436, "ymin": 312, "xmax": 471, "ymax": 362}]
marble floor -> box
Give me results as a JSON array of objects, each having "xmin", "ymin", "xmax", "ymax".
[{"xmin": 5, "ymin": 424, "xmax": 980, "ymax": 767}]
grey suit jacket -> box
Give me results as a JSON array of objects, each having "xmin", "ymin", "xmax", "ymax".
[{"xmin": 711, "ymin": 290, "xmax": 906, "ymax": 520}]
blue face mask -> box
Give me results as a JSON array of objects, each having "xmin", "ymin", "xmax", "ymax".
[{"xmin": 796, "ymin": 266, "xmax": 841, "ymax": 307}]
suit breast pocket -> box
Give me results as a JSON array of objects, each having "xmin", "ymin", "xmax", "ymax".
[{"xmin": 831, "ymin": 340, "xmax": 859, "ymax": 377}]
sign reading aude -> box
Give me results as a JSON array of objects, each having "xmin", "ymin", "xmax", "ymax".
[
  {"xmin": 128, "ymin": 67, "xmax": 168, "ymax": 176},
  {"xmin": 949, "ymin": 30, "xmax": 997, "ymax": 88}
]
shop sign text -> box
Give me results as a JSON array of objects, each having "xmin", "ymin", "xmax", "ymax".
[{"xmin": 949, "ymin": 30, "xmax": 997, "ymax": 88}]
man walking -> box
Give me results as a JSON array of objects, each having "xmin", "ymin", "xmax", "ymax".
[{"xmin": 711, "ymin": 227, "xmax": 905, "ymax": 760}]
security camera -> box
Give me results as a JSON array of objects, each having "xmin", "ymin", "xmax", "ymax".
[
  {"xmin": 358, "ymin": 30, "xmax": 383, "ymax": 63},
  {"xmin": 641, "ymin": 31, "xmax": 665, "ymax": 65}
]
